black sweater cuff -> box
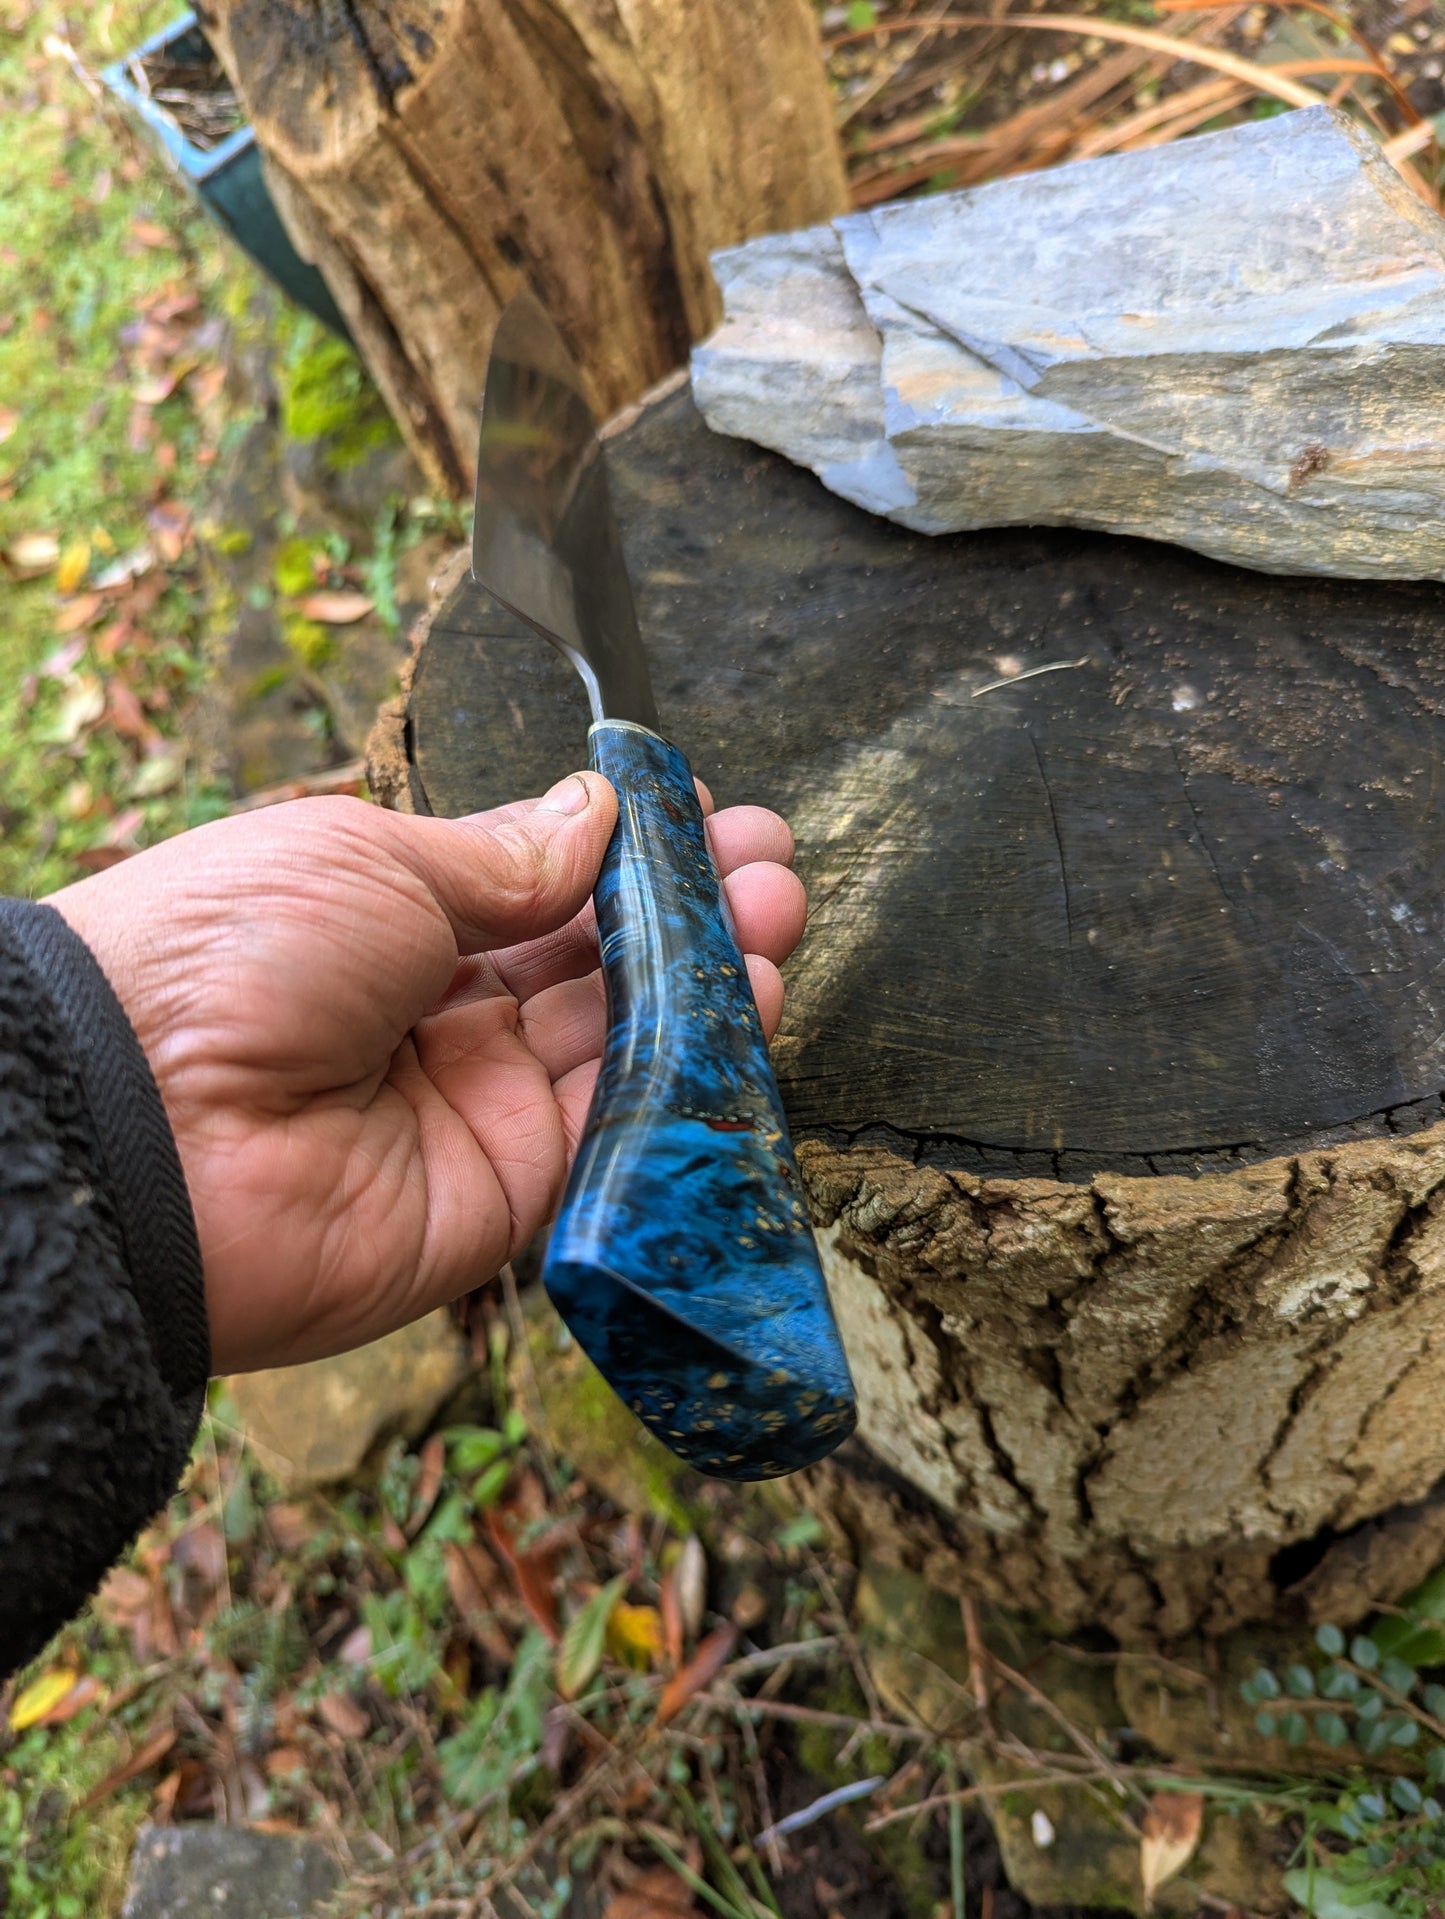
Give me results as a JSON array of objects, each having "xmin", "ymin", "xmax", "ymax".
[{"xmin": 0, "ymin": 899, "xmax": 209, "ymax": 1676}]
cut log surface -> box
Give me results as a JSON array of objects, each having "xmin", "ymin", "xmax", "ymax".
[
  {"xmin": 200, "ymin": 0, "xmax": 846, "ymax": 493},
  {"xmin": 375, "ymin": 380, "xmax": 1445, "ymax": 1639}
]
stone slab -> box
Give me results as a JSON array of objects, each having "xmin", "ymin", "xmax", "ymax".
[{"xmin": 693, "ymin": 107, "xmax": 1445, "ymax": 581}]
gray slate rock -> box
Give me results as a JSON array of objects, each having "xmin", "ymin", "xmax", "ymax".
[
  {"xmin": 691, "ymin": 106, "xmax": 1445, "ymax": 580},
  {"xmin": 122, "ymin": 1823, "xmax": 338, "ymax": 1919}
]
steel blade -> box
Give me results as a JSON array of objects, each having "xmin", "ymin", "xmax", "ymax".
[{"xmin": 472, "ymin": 293, "xmax": 659, "ymax": 729}]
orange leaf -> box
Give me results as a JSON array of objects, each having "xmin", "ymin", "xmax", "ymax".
[
  {"xmin": 603, "ymin": 1865, "xmax": 699, "ymax": 1919},
  {"xmin": 1140, "ymin": 1791, "xmax": 1204, "ymax": 1908},
  {"xmin": 486, "ymin": 1506, "xmax": 560, "ymax": 1645},
  {"xmin": 316, "ymin": 1692, "xmax": 369, "ymax": 1741},
  {"xmin": 659, "ymin": 1565, "xmax": 684, "ymax": 1671},
  {"xmin": 656, "ymin": 1625, "xmax": 737, "ymax": 1725},
  {"xmin": 299, "ymin": 590, "xmax": 373, "ymax": 625},
  {"xmin": 264, "ymin": 1745, "xmax": 309, "ymax": 1777},
  {"xmin": 131, "ymin": 220, "xmax": 170, "ymax": 248},
  {"xmin": 55, "ymin": 592, "xmax": 103, "ymax": 632}
]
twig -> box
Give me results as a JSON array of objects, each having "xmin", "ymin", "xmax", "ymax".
[
  {"xmin": 692, "ymin": 1691, "xmax": 931, "ymax": 1741},
  {"xmin": 866, "ymin": 1767, "xmax": 1121, "ymax": 1828},
  {"xmin": 988, "ymin": 1653, "xmax": 1147, "ymax": 1812},
  {"xmin": 961, "ymin": 1597, "xmax": 993, "ymax": 1731},
  {"xmin": 972, "ymin": 657, "xmax": 1089, "ymax": 698},
  {"xmin": 230, "ymin": 758, "xmax": 368, "ymax": 811},
  {"xmin": 754, "ymin": 1775, "xmax": 888, "ymax": 1848}
]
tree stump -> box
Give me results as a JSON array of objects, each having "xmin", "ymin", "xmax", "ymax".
[
  {"xmin": 369, "ymin": 377, "xmax": 1445, "ymax": 1643},
  {"xmin": 197, "ymin": 0, "xmax": 846, "ymax": 495}
]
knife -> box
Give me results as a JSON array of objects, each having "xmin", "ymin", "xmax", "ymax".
[{"xmin": 470, "ymin": 292, "xmax": 856, "ymax": 1481}]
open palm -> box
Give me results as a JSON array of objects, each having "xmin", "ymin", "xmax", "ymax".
[{"xmin": 50, "ymin": 773, "xmax": 805, "ymax": 1373}]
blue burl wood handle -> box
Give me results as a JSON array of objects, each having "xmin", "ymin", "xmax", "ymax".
[{"xmin": 542, "ymin": 720, "xmax": 856, "ymax": 1480}]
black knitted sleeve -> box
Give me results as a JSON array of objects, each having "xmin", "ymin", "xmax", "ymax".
[{"xmin": 0, "ymin": 898, "xmax": 209, "ymax": 1679}]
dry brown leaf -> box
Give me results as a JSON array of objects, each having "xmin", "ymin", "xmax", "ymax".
[
  {"xmin": 265, "ymin": 1503, "xmax": 314, "ymax": 1553},
  {"xmin": 131, "ymin": 219, "xmax": 170, "ymax": 248},
  {"xmin": 406, "ymin": 1432, "xmax": 447, "ymax": 1539},
  {"xmin": 0, "ymin": 407, "xmax": 17, "ymax": 443},
  {"xmin": 33, "ymin": 1673, "xmax": 105, "ymax": 1728},
  {"xmin": 603, "ymin": 1864, "xmax": 699, "ymax": 1919},
  {"xmin": 316, "ymin": 1691, "xmax": 369, "ymax": 1741},
  {"xmin": 659, "ymin": 1564, "xmax": 684, "ymax": 1671},
  {"xmin": 55, "ymin": 592, "xmax": 104, "ymax": 633},
  {"xmin": 1140, "ymin": 1791, "xmax": 1204, "ymax": 1908},
  {"xmin": 106, "ymin": 679, "xmax": 157, "ymax": 745},
  {"xmin": 656, "ymin": 1624, "xmax": 737, "ymax": 1725},
  {"xmin": 299, "ymin": 590, "xmax": 374, "ymax": 625},
  {"xmin": 264, "ymin": 1745, "xmax": 309, "ymax": 1777},
  {"xmin": 81, "ymin": 1722, "xmax": 176, "ymax": 1807},
  {"xmin": 486, "ymin": 1505, "xmax": 561, "ymax": 1645}
]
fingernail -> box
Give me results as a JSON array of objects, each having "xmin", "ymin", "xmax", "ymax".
[{"xmin": 536, "ymin": 773, "xmax": 592, "ymax": 816}]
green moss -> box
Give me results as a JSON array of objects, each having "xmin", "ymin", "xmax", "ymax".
[
  {"xmin": 794, "ymin": 1671, "xmax": 941, "ymax": 1919},
  {"xmin": 273, "ymin": 534, "xmax": 323, "ymax": 597},
  {"xmin": 279, "ymin": 321, "xmax": 398, "ymax": 471},
  {"xmin": 283, "ymin": 612, "xmax": 336, "ymax": 668},
  {"xmin": 212, "ymin": 525, "xmax": 254, "ymax": 558}
]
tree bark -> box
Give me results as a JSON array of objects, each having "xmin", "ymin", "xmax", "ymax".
[
  {"xmin": 197, "ymin": 0, "xmax": 847, "ymax": 494},
  {"xmin": 369, "ymin": 380, "xmax": 1445, "ymax": 1642}
]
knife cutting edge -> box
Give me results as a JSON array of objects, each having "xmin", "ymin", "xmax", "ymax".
[{"xmin": 470, "ymin": 292, "xmax": 857, "ymax": 1481}]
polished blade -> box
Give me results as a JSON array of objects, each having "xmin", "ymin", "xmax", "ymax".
[{"xmin": 472, "ymin": 292, "xmax": 659, "ymax": 729}]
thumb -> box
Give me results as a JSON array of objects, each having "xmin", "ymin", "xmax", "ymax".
[{"xmin": 379, "ymin": 771, "xmax": 617, "ymax": 954}]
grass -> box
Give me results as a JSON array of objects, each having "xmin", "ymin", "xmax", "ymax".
[{"xmin": 0, "ymin": 2, "xmax": 264, "ymax": 895}]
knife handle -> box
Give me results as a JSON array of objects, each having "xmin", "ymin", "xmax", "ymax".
[{"xmin": 541, "ymin": 719, "xmax": 856, "ymax": 1481}]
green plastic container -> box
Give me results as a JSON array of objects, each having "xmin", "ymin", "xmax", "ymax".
[{"xmin": 102, "ymin": 12, "xmax": 350, "ymax": 338}]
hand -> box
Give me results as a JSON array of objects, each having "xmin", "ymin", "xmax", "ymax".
[{"xmin": 47, "ymin": 776, "xmax": 806, "ymax": 1375}]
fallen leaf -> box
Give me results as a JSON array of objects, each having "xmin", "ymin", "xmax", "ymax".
[
  {"xmin": 55, "ymin": 538, "xmax": 89, "ymax": 592},
  {"xmin": 46, "ymin": 676, "xmax": 105, "ymax": 744},
  {"xmin": 603, "ymin": 1865, "xmax": 699, "ymax": 1919},
  {"xmin": 486, "ymin": 1505, "xmax": 561, "ymax": 1645},
  {"xmin": 316, "ymin": 1691, "xmax": 368, "ymax": 1741},
  {"xmin": 444, "ymin": 1541, "xmax": 514, "ymax": 1664},
  {"xmin": 106, "ymin": 680, "xmax": 157, "ymax": 745},
  {"xmin": 406, "ymin": 1432, "xmax": 447, "ymax": 1539},
  {"xmin": 93, "ymin": 547, "xmax": 152, "ymax": 591},
  {"xmin": 265, "ymin": 1503, "xmax": 314, "ymax": 1553},
  {"xmin": 41, "ymin": 635, "xmax": 87, "ymax": 678},
  {"xmin": 128, "ymin": 746, "xmax": 186, "ymax": 798},
  {"xmin": 607, "ymin": 1602, "xmax": 664, "ymax": 1671},
  {"xmin": 0, "ymin": 407, "xmax": 17, "ymax": 443},
  {"xmin": 1140, "ymin": 1791, "xmax": 1204, "ymax": 1908},
  {"xmin": 558, "ymin": 1576, "xmax": 627, "ymax": 1701},
  {"xmin": 299, "ymin": 590, "xmax": 373, "ymax": 625},
  {"xmin": 95, "ymin": 1566, "xmax": 151, "ymax": 1622},
  {"xmin": 264, "ymin": 1745, "xmax": 309, "ymax": 1777},
  {"xmin": 55, "ymin": 592, "xmax": 103, "ymax": 633},
  {"xmin": 9, "ymin": 531, "xmax": 59, "ymax": 573},
  {"xmin": 131, "ymin": 219, "xmax": 170, "ymax": 248},
  {"xmin": 660, "ymin": 1565, "xmax": 684, "ymax": 1671},
  {"xmin": 339, "ymin": 1625, "xmax": 372, "ymax": 1665},
  {"xmin": 656, "ymin": 1625, "xmax": 737, "ymax": 1725},
  {"xmin": 33, "ymin": 1673, "xmax": 105, "ymax": 1728},
  {"xmin": 81, "ymin": 1722, "xmax": 176, "ymax": 1806},
  {"xmin": 674, "ymin": 1536, "xmax": 706, "ymax": 1639},
  {"xmin": 9, "ymin": 1668, "xmax": 80, "ymax": 1731}
]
